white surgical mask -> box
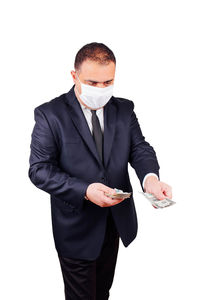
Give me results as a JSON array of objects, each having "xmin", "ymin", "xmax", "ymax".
[{"xmin": 76, "ymin": 73, "xmax": 114, "ymax": 109}]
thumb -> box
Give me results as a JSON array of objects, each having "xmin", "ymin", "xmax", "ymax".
[
  {"xmin": 163, "ymin": 189, "xmax": 172, "ymax": 199},
  {"xmin": 100, "ymin": 185, "xmax": 116, "ymax": 195},
  {"xmin": 154, "ymin": 189, "xmax": 166, "ymax": 200}
]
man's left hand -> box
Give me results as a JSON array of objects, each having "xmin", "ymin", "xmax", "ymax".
[{"xmin": 143, "ymin": 176, "xmax": 172, "ymax": 201}]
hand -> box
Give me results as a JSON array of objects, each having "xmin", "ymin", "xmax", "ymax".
[
  {"xmin": 86, "ymin": 183, "xmax": 126, "ymax": 207},
  {"xmin": 143, "ymin": 176, "xmax": 172, "ymax": 201}
]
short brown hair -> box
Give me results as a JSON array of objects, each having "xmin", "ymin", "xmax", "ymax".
[{"xmin": 74, "ymin": 42, "xmax": 116, "ymax": 71}]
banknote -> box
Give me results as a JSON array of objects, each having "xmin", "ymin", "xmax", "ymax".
[
  {"xmin": 105, "ymin": 188, "xmax": 132, "ymax": 199},
  {"xmin": 139, "ymin": 191, "xmax": 176, "ymax": 208}
]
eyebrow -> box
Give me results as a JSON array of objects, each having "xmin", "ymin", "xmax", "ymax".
[{"xmin": 85, "ymin": 79, "xmax": 113, "ymax": 83}]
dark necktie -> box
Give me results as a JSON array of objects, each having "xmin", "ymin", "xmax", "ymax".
[{"xmin": 91, "ymin": 109, "xmax": 103, "ymax": 163}]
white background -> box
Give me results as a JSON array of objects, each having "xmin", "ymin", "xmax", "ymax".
[{"xmin": 0, "ymin": 0, "xmax": 199, "ymax": 299}]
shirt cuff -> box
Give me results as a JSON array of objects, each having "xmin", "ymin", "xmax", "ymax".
[{"xmin": 142, "ymin": 173, "xmax": 159, "ymax": 189}]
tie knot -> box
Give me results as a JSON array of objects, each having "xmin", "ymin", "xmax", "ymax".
[{"xmin": 91, "ymin": 109, "xmax": 97, "ymax": 115}]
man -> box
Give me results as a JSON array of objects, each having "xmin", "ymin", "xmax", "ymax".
[{"xmin": 28, "ymin": 42, "xmax": 172, "ymax": 299}]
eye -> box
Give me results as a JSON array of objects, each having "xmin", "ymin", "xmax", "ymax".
[
  {"xmin": 88, "ymin": 82, "xmax": 97, "ymax": 86},
  {"xmin": 104, "ymin": 81, "xmax": 112, "ymax": 86}
]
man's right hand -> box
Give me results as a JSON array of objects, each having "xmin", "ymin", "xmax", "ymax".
[{"xmin": 85, "ymin": 183, "xmax": 126, "ymax": 207}]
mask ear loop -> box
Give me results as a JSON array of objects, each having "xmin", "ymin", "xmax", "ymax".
[{"xmin": 76, "ymin": 72, "xmax": 80, "ymax": 82}]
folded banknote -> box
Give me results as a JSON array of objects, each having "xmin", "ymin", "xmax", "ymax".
[
  {"xmin": 139, "ymin": 191, "xmax": 176, "ymax": 208},
  {"xmin": 105, "ymin": 188, "xmax": 132, "ymax": 199}
]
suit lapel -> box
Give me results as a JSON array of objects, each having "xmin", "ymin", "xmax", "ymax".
[
  {"xmin": 64, "ymin": 85, "xmax": 117, "ymax": 169},
  {"xmin": 103, "ymin": 96, "xmax": 117, "ymax": 168}
]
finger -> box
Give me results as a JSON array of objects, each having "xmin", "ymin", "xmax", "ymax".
[
  {"xmin": 103, "ymin": 197, "xmax": 124, "ymax": 206},
  {"xmin": 111, "ymin": 198, "xmax": 125, "ymax": 206},
  {"xmin": 160, "ymin": 183, "xmax": 172, "ymax": 198},
  {"xmin": 153, "ymin": 190, "xmax": 166, "ymax": 200},
  {"xmin": 104, "ymin": 195, "xmax": 124, "ymax": 202},
  {"xmin": 101, "ymin": 186, "xmax": 116, "ymax": 196},
  {"xmin": 163, "ymin": 187, "xmax": 172, "ymax": 199}
]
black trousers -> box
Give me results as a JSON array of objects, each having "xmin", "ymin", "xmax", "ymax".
[{"xmin": 58, "ymin": 209, "xmax": 120, "ymax": 300}]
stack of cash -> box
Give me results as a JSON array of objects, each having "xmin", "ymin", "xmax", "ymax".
[
  {"xmin": 139, "ymin": 192, "xmax": 176, "ymax": 208},
  {"xmin": 105, "ymin": 188, "xmax": 132, "ymax": 199}
]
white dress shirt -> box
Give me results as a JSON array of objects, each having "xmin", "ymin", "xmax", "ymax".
[
  {"xmin": 77, "ymin": 98, "xmax": 158, "ymax": 189},
  {"xmin": 78, "ymin": 101, "xmax": 104, "ymax": 134}
]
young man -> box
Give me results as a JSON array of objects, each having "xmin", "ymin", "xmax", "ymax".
[{"xmin": 28, "ymin": 42, "xmax": 172, "ymax": 299}]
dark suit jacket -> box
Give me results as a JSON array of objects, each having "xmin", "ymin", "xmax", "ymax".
[{"xmin": 28, "ymin": 85, "xmax": 160, "ymax": 260}]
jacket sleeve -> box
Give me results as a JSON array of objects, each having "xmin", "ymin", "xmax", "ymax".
[
  {"xmin": 28, "ymin": 107, "xmax": 90, "ymax": 212},
  {"xmin": 128, "ymin": 102, "xmax": 160, "ymax": 190}
]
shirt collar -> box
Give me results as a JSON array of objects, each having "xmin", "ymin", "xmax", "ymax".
[{"xmin": 79, "ymin": 101, "xmax": 87, "ymax": 110}]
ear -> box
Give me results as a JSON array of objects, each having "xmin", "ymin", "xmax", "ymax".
[{"xmin": 71, "ymin": 70, "xmax": 76, "ymax": 83}]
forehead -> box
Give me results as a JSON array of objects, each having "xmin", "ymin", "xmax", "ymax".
[{"xmin": 79, "ymin": 59, "xmax": 115, "ymax": 81}]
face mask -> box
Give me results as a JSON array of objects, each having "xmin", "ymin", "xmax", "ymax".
[{"xmin": 76, "ymin": 73, "xmax": 114, "ymax": 109}]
